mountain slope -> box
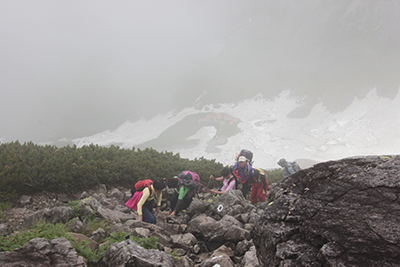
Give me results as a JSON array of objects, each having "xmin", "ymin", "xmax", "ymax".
[{"xmin": 66, "ymin": 89, "xmax": 400, "ymax": 169}]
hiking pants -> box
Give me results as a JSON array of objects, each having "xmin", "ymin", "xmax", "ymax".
[
  {"xmin": 142, "ymin": 199, "xmax": 156, "ymax": 224},
  {"xmin": 241, "ymin": 180, "xmax": 252, "ymax": 199},
  {"xmin": 250, "ymin": 182, "xmax": 266, "ymax": 204},
  {"xmin": 169, "ymin": 191, "xmax": 193, "ymax": 214}
]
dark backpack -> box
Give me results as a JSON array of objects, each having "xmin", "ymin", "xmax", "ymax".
[
  {"xmin": 237, "ymin": 149, "xmax": 253, "ymax": 164},
  {"xmin": 131, "ymin": 179, "xmax": 153, "ymax": 195}
]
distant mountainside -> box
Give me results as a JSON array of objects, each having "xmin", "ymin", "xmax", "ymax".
[{"xmin": 58, "ymin": 89, "xmax": 400, "ymax": 169}]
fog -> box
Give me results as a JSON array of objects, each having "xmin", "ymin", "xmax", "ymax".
[{"xmin": 1, "ymin": 0, "xmax": 399, "ymax": 143}]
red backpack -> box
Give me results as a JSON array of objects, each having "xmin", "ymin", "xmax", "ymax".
[{"xmin": 131, "ymin": 179, "xmax": 153, "ymax": 195}]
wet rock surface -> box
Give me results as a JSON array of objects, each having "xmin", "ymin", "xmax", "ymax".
[{"xmin": 252, "ymin": 155, "xmax": 400, "ymax": 266}]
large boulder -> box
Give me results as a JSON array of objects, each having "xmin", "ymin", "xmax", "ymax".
[
  {"xmin": 252, "ymin": 155, "xmax": 400, "ymax": 266},
  {"xmin": 0, "ymin": 237, "xmax": 86, "ymax": 266},
  {"xmin": 198, "ymin": 245, "xmax": 236, "ymax": 267},
  {"xmin": 78, "ymin": 196, "xmax": 135, "ymax": 223},
  {"xmin": 97, "ymin": 239, "xmax": 175, "ymax": 267},
  {"xmin": 186, "ymin": 214, "xmax": 250, "ymax": 251},
  {"xmin": 24, "ymin": 206, "xmax": 75, "ymax": 227},
  {"xmin": 211, "ymin": 190, "xmax": 252, "ymax": 218}
]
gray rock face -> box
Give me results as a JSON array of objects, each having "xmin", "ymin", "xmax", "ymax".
[
  {"xmin": 186, "ymin": 213, "xmax": 250, "ymax": 251},
  {"xmin": 252, "ymin": 156, "xmax": 400, "ymax": 266},
  {"xmin": 198, "ymin": 245, "xmax": 236, "ymax": 267},
  {"xmin": 171, "ymin": 233, "xmax": 197, "ymax": 250},
  {"xmin": 0, "ymin": 223, "xmax": 14, "ymax": 236},
  {"xmin": 24, "ymin": 206, "xmax": 75, "ymax": 227},
  {"xmin": 0, "ymin": 237, "xmax": 86, "ymax": 267},
  {"xmin": 97, "ymin": 239, "xmax": 175, "ymax": 267}
]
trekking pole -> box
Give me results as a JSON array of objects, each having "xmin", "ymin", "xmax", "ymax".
[{"xmin": 206, "ymin": 173, "xmax": 214, "ymax": 188}]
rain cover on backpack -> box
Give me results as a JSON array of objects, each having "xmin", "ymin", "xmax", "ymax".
[
  {"xmin": 131, "ymin": 179, "xmax": 153, "ymax": 195},
  {"xmin": 178, "ymin": 171, "xmax": 201, "ymax": 196}
]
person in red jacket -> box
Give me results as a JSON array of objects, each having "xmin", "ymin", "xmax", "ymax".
[{"xmin": 250, "ymin": 168, "xmax": 269, "ymax": 204}]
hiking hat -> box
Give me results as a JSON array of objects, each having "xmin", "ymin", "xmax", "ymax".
[
  {"xmin": 238, "ymin": 156, "xmax": 247, "ymax": 162},
  {"xmin": 277, "ymin": 158, "xmax": 287, "ymax": 167}
]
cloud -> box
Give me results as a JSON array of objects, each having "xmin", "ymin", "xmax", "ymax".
[{"xmin": 1, "ymin": 1, "xmax": 399, "ymax": 143}]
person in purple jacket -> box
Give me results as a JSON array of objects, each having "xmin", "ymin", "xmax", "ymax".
[
  {"xmin": 209, "ymin": 167, "xmax": 236, "ymax": 194},
  {"xmin": 232, "ymin": 156, "xmax": 254, "ymax": 199}
]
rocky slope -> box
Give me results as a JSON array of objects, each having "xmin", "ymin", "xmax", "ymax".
[
  {"xmin": 252, "ymin": 155, "xmax": 400, "ymax": 266},
  {"xmin": 1, "ymin": 155, "xmax": 400, "ymax": 266}
]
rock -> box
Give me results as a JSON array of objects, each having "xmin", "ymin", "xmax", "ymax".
[
  {"xmin": 224, "ymin": 224, "xmax": 251, "ymax": 242},
  {"xmin": 0, "ymin": 237, "xmax": 86, "ymax": 266},
  {"xmin": 57, "ymin": 193, "xmax": 69, "ymax": 203},
  {"xmin": 80, "ymin": 191, "xmax": 90, "ymax": 199},
  {"xmin": 68, "ymin": 232, "xmax": 99, "ymax": 252},
  {"xmin": 252, "ymin": 156, "xmax": 400, "ymax": 266},
  {"xmin": 131, "ymin": 227, "xmax": 151, "ymax": 238},
  {"xmin": 186, "ymin": 198, "xmax": 211, "ymax": 217},
  {"xmin": 174, "ymin": 248, "xmax": 187, "ymax": 256},
  {"xmin": 68, "ymin": 220, "xmax": 89, "ymax": 234},
  {"xmin": 0, "ymin": 223, "xmax": 14, "ymax": 236},
  {"xmin": 24, "ymin": 206, "xmax": 75, "ymax": 227},
  {"xmin": 107, "ymin": 188, "xmax": 124, "ymax": 199},
  {"xmin": 186, "ymin": 213, "xmax": 250, "ymax": 249},
  {"xmin": 174, "ymin": 255, "xmax": 195, "ymax": 267},
  {"xmin": 220, "ymin": 214, "xmax": 244, "ymax": 228},
  {"xmin": 90, "ymin": 227, "xmax": 106, "ymax": 243},
  {"xmin": 3, "ymin": 208, "xmax": 34, "ymax": 230},
  {"xmin": 186, "ymin": 214, "xmax": 217, "ymax": 239},
  {"xmin": 97, "ymin": 239, "xmax": 175, "ymax": 267},
  {"xmin": 236, "ymin": 239, "xmax": 252, "ymax": 256},
  {"xmin": 193, "ymin": 241, "xmax": 209, "ymax": 254},
  {"xmin": 239, "ymin": 246, "xmax": 260, "ymax": 267},
  {"xmin": 170, "ymin": 233, "xmax": 197, "ymax": 250},
  {"xmin": 78, "ymin": 196, "xmax": 135, "ymax": 223},
  {"xmin": 78, "ymin": 197, "xmax": 100, "ymax": 217},
  {"xmin": 94, "ymin": 184, "xmax": 107, "ymax": 195},
  {"xmin": 96, "ymin": 205, "xmax": 135, "ymax": 224},
  {"xmin": 18, "ymin": 195, "xmax": 32, "ymax": 205},
  {"xmin": 198, "ymin": 245, "xmax": 236, "ymax": 267},
  {"xmin": 235, "ymin": 213, "xmax": 250, "ymax": 224}
]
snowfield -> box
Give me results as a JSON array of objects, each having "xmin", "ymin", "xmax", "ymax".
[{"xmin": 67, "ymin": 89, "xmax": 400, "ymax": 169}]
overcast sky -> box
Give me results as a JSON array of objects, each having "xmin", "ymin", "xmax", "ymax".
[{"xmin": 1, "ymin": 0, "xmax": 399, "ymax": 143}]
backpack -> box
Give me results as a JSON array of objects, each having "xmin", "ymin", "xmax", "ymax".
[
  {"xmin": 291, "ymin": 162, "xmax": 301, "ymax": 172},
  {"xmin": 237, "ymin": 149, "xmax": 253, "ymax": 165},
  {"xmin": 131, "ymin": 179, "xmax": 153, "ymax": 195},
  {"xmin": 178, "ymin": 171, "xmax": 202, "ymax": 196}
]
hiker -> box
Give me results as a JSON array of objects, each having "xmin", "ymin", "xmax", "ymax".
[
  {"xmin": 209, "ymin": 167, "xmax": 236, "ymax": 194},
  {"xmin": 232, "ymin": 156, "xmax": 254, "ymax": 198},
  {"xmin": 166, "ymin": 171, "xmax": 200, "ymax": 217},
  {"xmin": 250, "ymin": 168, "xmax": 269, "ymax": 204},
  {"xmin": 135, "ymin": 179, "xmax": 166, "ymax": 224},
  {"xmin": 277, "ymin": 158, "xmax": 300, "ymax": 178}
]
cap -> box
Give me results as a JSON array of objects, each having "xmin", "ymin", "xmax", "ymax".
[{"xmin": 238, "ymin": 156, "xmax": 247, "ymax": 162}]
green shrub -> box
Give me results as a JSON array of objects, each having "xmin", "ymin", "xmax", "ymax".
[
  {"xmin": 0, "ymin": 220, "xmax": 70, "ymax": 252},
  {"xmin": 265, "ymin": 168, "xmax": 285, "ymax": 184},
  {"xmin": 0, "ymin": 142, "xmax": 224, "ymax": 201}
]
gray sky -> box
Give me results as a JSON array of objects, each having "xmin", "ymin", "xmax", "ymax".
[{"xmin": 1, "ymin": 0, "xmax": 399, "ymax": 143}]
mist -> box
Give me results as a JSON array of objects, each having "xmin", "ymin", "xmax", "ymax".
[{"xmin": 1, "ymin": 0, "xmax": 399, "ymax": 143}]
